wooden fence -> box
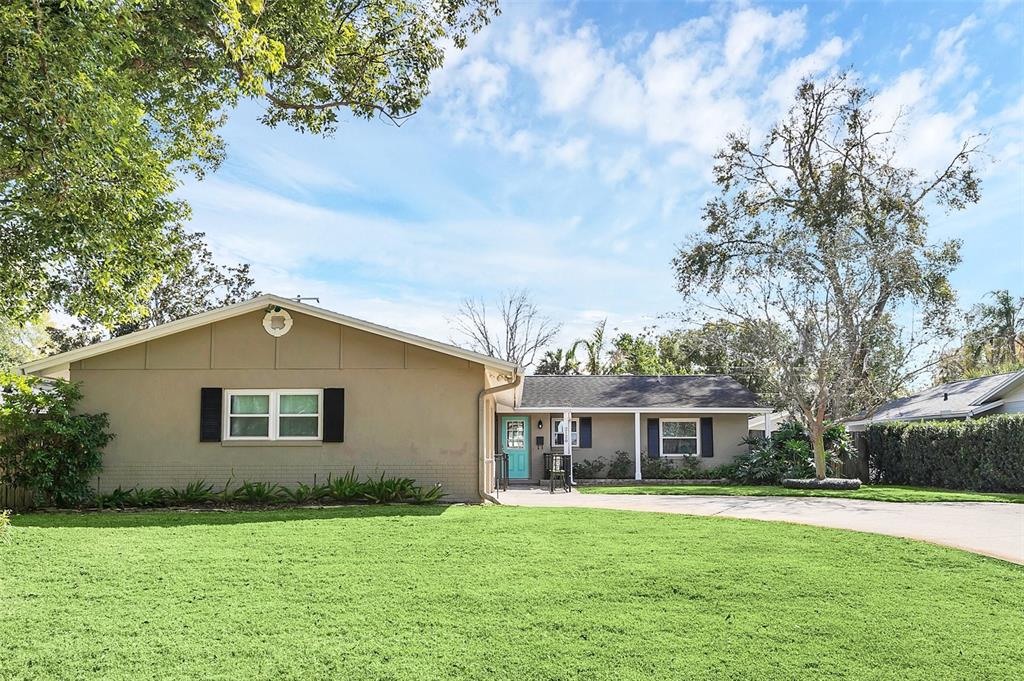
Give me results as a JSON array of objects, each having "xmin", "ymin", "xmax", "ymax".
[{"xmin": 0, "ymin": 483, "xmax": 30, "ymax": 511}]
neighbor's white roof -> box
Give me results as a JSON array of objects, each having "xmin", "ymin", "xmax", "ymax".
[{"xmin": 20, "ymin": 294, "xmax": 520, "ymax": 374}]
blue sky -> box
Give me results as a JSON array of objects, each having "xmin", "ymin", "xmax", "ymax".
[{"xmin": 176, "ymin": 0, "xmax": 1024, "ymax": 349}]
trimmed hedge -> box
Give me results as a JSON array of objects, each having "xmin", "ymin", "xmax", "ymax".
[{"xmin": 866, "ymin": 414, "xmax": 1024, "ymax": 492}]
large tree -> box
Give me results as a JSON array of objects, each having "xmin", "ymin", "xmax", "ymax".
[
  {"xmin": 673, "ymin": 74, "xmax": 981, "ymax": 479},
  {"xmin": 449, "ymin": 289, "xmax": 560, "ymax": 368},
  {"xmin": 935, "ymin": 289, "xmax": 1024, "ymax": 382},
  {"xmin": 45, "ymin": 228, "xmax": 258, "ymax": 353},
  {"xmin": 1, "ymin": 0, "xmax": 498, "ymax": 325}
]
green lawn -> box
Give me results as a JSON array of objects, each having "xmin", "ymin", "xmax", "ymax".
[
  {"xmin": 578, "ymin": 484, "xmax": 1024, "ymax": 503},
  {"xmin": 3, "ymin": 506, "xmax": 1022, "ymax": 680}
]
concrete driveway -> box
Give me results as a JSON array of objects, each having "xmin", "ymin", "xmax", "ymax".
[{"xmin": 497, "ymin": 487, "xmax": 1024, "ymax": 564}]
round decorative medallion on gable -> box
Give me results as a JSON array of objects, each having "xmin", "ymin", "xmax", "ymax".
[{"xmin": 263, "ymin": 307, "xmax": 293, "ymax": 337}]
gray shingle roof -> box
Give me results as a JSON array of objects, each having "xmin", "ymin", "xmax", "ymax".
[
  {"xmin": 853, "ymin": 371, "xmax": 1024, "ymax": 423},
  {"xmin": 519, "ymin": 375, "xmax": 763, "ymax": 409}
]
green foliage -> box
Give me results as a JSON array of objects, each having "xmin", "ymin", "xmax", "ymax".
[
  {"xmin": 217, "ymin": 478, "xmax": 237, "ymax": 505},
  {"xmin": 407, "ymin": 483, "xmax": 447, "ymax": 505},
  {"xmin": 0, "ymin": 373, "xmax": 113, "ymax": 506},
  {"xmin": 44, "ymin": 229, "xmax": 259, "ymax": 353},
  {"xmin": 572, "ymin": 457, "xmax": 608, "ymax": 479},
  {"xmin": 167, "ymin": 480, "xmax": 216, "ymax": 505},
  {"xmin": 0, "ymin": 0, "xmax": 498, "ymax": 324},
  {"xmin": 606, "ymin": 451, "xmax": 635, "ymax": 479},
  {"xmin": 733, "ymin": 421, "xmax": 853, "ymax": 484},
  {"xmin": 234, "ymin": 481, "xmax": 286, "ymax": 504},
  {"xmin": 97, "ymin": 487, "xmax": 133, "ymax": 510},
  {"xmin": 127, "ymin": 487, "xmax": 168, "ymax": 508},
  {"xmin": 0, "ymin": 315, "xmax": 47, "ymax": 371},
  {"xmin": 361, "ymin": 474, "xmax": 417, "ymax": 504},
  {"xmin": 935, "ymin": 289, "xmax": 1024, "ymax": 383},
  {"xmin": 282, "ymin": 482, "xmax": 329, "ymax": 505},
  {"xmin": 328, "ymin": 468, "xmax": 364, "ymax": 502},
  {"xmin": 866, "ymin": 415, "xmax": 1024, "ymax": 492}
]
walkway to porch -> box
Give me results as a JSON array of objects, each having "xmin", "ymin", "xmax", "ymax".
[{"xmin": 495, "ymin": 487, "xmax": 1024, "ymax": 564}]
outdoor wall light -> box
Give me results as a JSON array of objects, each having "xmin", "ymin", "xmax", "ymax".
[{"xmin": 537, "ymin": 420, "xmax": 544, "ymax": 430}]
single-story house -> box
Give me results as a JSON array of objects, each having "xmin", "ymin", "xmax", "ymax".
[
  {"xmin": 20, "ymin": 295, "xmax": 770, "ymax": 501},
  {"xmin": 844, "ymin": 370, "xmax": 1024, "ymax": 431}
]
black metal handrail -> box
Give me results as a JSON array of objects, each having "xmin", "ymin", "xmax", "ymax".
[{"xmin": 494, "ymin": 453, "xmax": 509, "ymax": 492}]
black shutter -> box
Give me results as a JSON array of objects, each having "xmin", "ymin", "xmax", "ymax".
[
  {"xmin": 200, "ymin": 388, "xmax": 223, "ymax": 442},
  {"xmin": 700, "ymin": 417, "xmax": 714, "ymax": 458},
  {"xmin": 647, "ymin": 418, "xmax": 660, "ymax": 458},
  {"xmin": 323, "ymin": 388, "xmax": 345, "ymax": 442},
  {"xmin": 579, "ymin": 417, "xmax": 592, "ymax": 448}
]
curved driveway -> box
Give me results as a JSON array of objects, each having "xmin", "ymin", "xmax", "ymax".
[{"xmin": 498, "ymin": 488, "xmax": 1024, "ymax": 564}]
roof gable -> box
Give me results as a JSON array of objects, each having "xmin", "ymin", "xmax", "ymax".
[
  {"xmin": 519, "ymin": 375, "xmax": 765, "ymax": 410},
  {"xmin": 851, "ymin": 370, "xmax": 1024, "ymax": 423},
  {"xmin": 20, "ymin": 294, "xmax": 519, "ymax": 374}
]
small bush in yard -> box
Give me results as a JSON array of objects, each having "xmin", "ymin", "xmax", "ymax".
[
  {"xmin": 167, "ymin": 480, "xmax": 215, "ymax": 505},
  {"xmin": 572, "ymin": 457, "xmax": 608, "ymax": 479},
  {"xmin": 606, "ymin": 451, "xmax": 635, "ymax": 479},
  {"xmin": 0, "ymin": 373, "xmax": 114, "ymax": 507},
  {"xmin": 234, "ymin": 481, "xmax": 285, "ymax": 504}
]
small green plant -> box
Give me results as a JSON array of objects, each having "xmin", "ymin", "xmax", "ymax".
[
  {"xmin": 328, "ymin": 468, "xmax": 364, "ymax": 502},
  {"xmin": 97, "ymin": 486, "xmax": 132, "ymax": 509},
  {"xmin": 606, "ymin": 451, "xmax": 635, "ymax": 479},
  {"xmin": 216, "ymin": 477, "xmax": 236, "ymax": 504},
  {"xmin": 283, "ymin": 482, "xmax": 326, "ymax": 504},
  {"xmin": 127, "ymin": 487, "xmax": 167, "ymax": 508},
  {"xmin": 234, "ymin": 481, "xmax": 285, "ymax": 504},
  {"xmin": 361, "ymin": 474, "xmax": 416, "ymax": 503},
  {"xmin": 408, "ymin": 483, "xmax": 447, "ymax": 504},
  {"xmin": 572, "ymin": 457, "xmax": 607, "ymax": 479},
  {"xmin": 0, "ymin": 509, "xmax": 11, "ymax": 544},
  {"xmin": 167, "ymin": 480, "xmax": 215, "ymax": 505}
]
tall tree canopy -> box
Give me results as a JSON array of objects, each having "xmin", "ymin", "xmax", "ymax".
[
  {"xmin": 673, "ymin": 73, "xmax": 982, "ymax": 478},
  {"xmin": 45, "ymin": 229, "xmax": 258, "ymax": 353},
  {"xmin": 1, "ymin": 0, "xmax": 498, "ymax": 324},
  {"xmin": 935, "ymin": 289, "xmax": 1024, "ymax": 382}
]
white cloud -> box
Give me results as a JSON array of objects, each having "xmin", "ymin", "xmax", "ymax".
[
  {"xmin": 549, "ymin": 137, "xmax": 591, "ymax": 168},
  {"xmin": 724, "ymin": 7, "xmax": 807, "ymax": 69},
  {"xmin": 767, "ymin": 37, "xmax": 848, "ymax": 105}
]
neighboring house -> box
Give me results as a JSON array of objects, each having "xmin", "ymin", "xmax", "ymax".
[
  {"xmin": 844, "ymin": 370, "xmax": 1024, "ymax": 432},
  {"xmin": 747, "ymin": 411, "xmax": 793, "ymax": 438},
  {"xmin": 20, "ymin": 295, "xmax": 770, "ymax": 500}
]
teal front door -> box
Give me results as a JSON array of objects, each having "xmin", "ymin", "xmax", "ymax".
[{"xmin": 501, "ymin": 416, "xmax": 530, "ymax": 480}]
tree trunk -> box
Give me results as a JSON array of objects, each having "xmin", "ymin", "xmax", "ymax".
[{"xmin": 812, "ymin": 427, "xmax": 827, "ymax": 480}]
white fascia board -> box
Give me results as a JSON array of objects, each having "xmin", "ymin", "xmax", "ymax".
[
  {"xmin": 970, "ymin": 371, "xmax": 1024, "ymax": 406},
  {"xmin": 20, "ymin": 294, "xmax": 520, "ymax": 374},
  {"xmin": 512, "ymin": 407, "xmax": 774, "ymax": 414}
]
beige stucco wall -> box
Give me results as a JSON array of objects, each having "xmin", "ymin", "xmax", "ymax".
[
  {"xmin": 59, "ymin": 310, "xmax": 488, "ymax": 501},
  {"xmin": 506, "ymin": 411, "xmax": 751, "ymax": 482}
]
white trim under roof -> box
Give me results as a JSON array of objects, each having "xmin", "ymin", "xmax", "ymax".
[
  {"xmin": 19, "ymin": 294, "xmax": 520, "ymax": 375},
  {"xmin": 844, "ymin": 399, "xmax": 1006, "ymax": 428},
  {"xmin": 513, "ymin": 407, "xmax": 773, "ymax": 414}
]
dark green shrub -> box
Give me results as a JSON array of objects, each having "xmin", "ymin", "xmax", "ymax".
[
  {"xmin": 328, "ymin": 468, "xmax": 364, "ymax": 502},
  {"xmin": 97, "ymin": 486, "xmax": 132, "ymax": 509},
  {"xmin": 0, "ymin": 373, "xmax": 114, "ymax": 506},
  {"xmin": 408, "ymin": 483, "xmax": 446, "ymax": 504},
  {"xmin": 234, "ymin": 481, "xmax": 285, "ymax": 504},
  {"xmin": 572, "ymin": 457, "xmax": 607, "ymax": 479},
  {"xmin": 167, "ymin": 480, "xmax": 215, "ymax": 505},
  {"xmin": 361, "ymin": 473, "xmax": 416, "ymax": 503},
  {"xmin": 283, "ymin": 482, "xmax": 326, "ymax": 504},
  {"xmin": 732, "ymin": 421, "xmax": 851, "ymax": 483},
  {"xmin": 606, "ymin": 451, "xmax": 634, "ymax": 479},
  {"xmin": 867, "ymin": 414, "xmax": 1024, "ymax": 491},
  {"xmin": 126, "ymin": 487, "xmax": 167, "ymax": 508}
]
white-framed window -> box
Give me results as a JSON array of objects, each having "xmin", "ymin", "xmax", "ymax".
[
  {"xmin": 224, "ymin": 389, "xmax": 322, "ymax": 441},
  {"xmin": 660, "ymin": 418, "xmax": 700, "ymax": 456},
  {"xmin": 552, "ymin": 417, "xmax": 579, "ymax": 447},
  {"xmin": 505, "ymin": 420, "xmax": 525, "ymax": 448}
]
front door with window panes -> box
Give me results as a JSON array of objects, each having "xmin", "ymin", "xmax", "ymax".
[{"xmin": 500, "ymin": 416, "xmax": 530, "ymax": 479}]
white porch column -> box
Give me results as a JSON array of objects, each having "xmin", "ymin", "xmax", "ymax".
[
  {"xmin": 562, "ymin": 409, "xmax": 573, "ymax": 484},
  {"xmin": 764, "ymin": 412, "xmax": 773, "ymax": 437},
  {"xmin": 634, "ymin": 411, "xmax": 642, "ymax": 480}
]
